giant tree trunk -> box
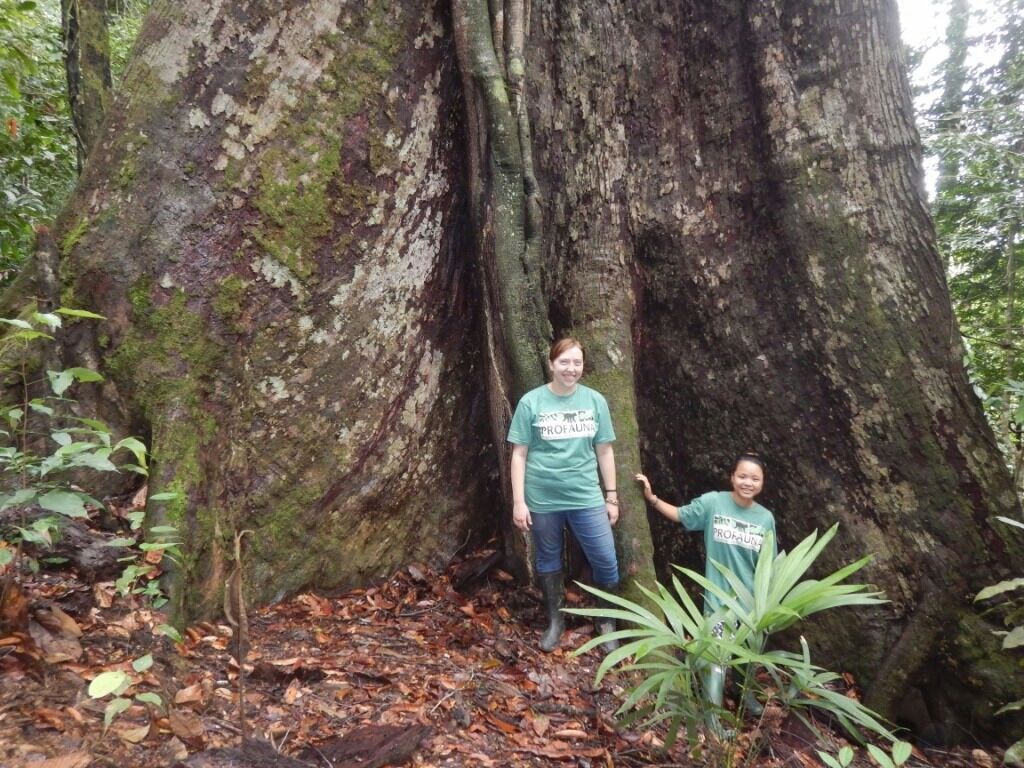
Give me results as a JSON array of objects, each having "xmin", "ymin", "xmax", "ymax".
[{"xmin": 16, "ymin": 0, "xmax": 1023, "ymax": 744}]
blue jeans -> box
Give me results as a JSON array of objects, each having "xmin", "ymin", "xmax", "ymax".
[{"xmin": 531, "ymin": 506, "xmax": 619, "ymax": 587}]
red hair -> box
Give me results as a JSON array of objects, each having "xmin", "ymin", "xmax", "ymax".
[{"xmin": 549, "ymin": 337, "xmax": 585, "ymax": 363}]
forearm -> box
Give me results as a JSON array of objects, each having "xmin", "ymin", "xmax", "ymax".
[
  {"xmin": 510, "ymin": 447, "xmax": 527, "ymax": 503},
  {"xmin": 595, "ymin": 443, "xmax": 616, "ymax": 499},
  {"xmin": 644, "ymin": 489, "xmax": 679, "ymax": 523}
]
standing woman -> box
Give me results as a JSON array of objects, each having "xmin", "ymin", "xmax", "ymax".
[
  {"xmin": 635, "ymin": 455, "xmax": 777, "ymax": 721},
  {"xmin": 508, "ymin": 338, "xmax": 621, "ymax": 653}
]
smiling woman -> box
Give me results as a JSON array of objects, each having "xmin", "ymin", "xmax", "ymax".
[
  {"xmin": 507, "ymin": 337, "xmax": 623, "ymax": 653},
  {"xmin": 635, "ymin": 455, "xmax": 778, "ymax": 732}
]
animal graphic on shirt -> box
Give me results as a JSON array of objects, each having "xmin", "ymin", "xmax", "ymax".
[
  {"xmin": 711, "ymin": 514, "xmax": 767, "ymax": 552},
  {"xmin": 535, "ymin": 409, "xmax": 597, "ymax": 440}
]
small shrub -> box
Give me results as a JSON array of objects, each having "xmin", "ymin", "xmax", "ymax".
[{"xmin": 568, "ymin": 524, "xmax": 895, "ymax": 752}]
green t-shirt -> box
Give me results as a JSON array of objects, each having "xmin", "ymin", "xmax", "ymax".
[
  {"xmin": 507, "ymin": 384, "xmax": 615, "ymax": 513},
  {"xmin": 677, "ymin": 491, "xmax": 777, "ymax": 615}
]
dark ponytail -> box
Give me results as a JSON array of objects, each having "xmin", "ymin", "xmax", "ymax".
[{"xmin": 733, "ymin": 453, "xmax": 766, "ymax": 475}]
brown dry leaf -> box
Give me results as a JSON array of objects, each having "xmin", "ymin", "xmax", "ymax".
[
  {"xmin": 32, "ymin": 751, "xmax": 91, "ymax": 768},
  {"xmin": 28, "ymin": 620, "xmax": 83, "ymax": 663},
  {"xmin": 93, "ymin": 582, "xmax": 114, "ymax": 608},
  {"xmin": 34, "ymin": 707, "xmax": 67, "ymax": 731},
  {"xmin": 0, "ymin": 579, "xmax": 29, "ymax": 632},
  {"xmin": 143, "ymin": 549, "xmax": 163, "ymax": 566},
  {"xmin": 48, "ymin": 605, "xmax": 82, "ymax": 637},
  {"xmin": 971, "ymin": 749, "xmax": 994, "ymax": 768},
  {"xmin": 131, "ymin": 485, "xmax": 148, "ymax": 509},
  {"xmin": 283, "ymin": 678, "xmax": 302, "ymax": 704},
  {"xmin": 161, "ymin": 736, "xmax": 189, "ymax": 762},
  {"xmin": 530, "ymin": 713, "xmax": 550, "ymax": 737},
  {"xmin": 174, "ymin": 682, "xmax": 205, "ymax": 705},
  {"xmin": 552, "ymin": 728, "xmax": 588, "ymax": 739},
  {"xmin": 483, "ymin": 714, "xmax": 518, "ymax": 735},
  {"xmin": 116, "ymin": 723, "xmax": 151, "ymax": 744},
  {"xmin": 169, "ymin": 708, "xmax": 206, "ymax": 742}
]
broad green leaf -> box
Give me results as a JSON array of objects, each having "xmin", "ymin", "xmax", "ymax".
[
  {"xmin": 38, "ymin": 489, "xmax": 88, "ymax": 518},
  {"xmin": 148, "ymin": 492, "xmax": 180, "ymax": 502},
  {"xmin": 816, "ymin": 752, "xmax": 846, "ymax": 768},
  {"xmin": 31, "ymin": 312, "xmax": 61, "ymax": 330},
  {"xmin": 0, "ymin": 487, "xmax": 37, "ymax": 511},
  {"xmin": 866, "ymin": 744, "xmax": 895, "ymax": 768},
  {"xmin": 28, "ymin": 400, "xmax": 54, "ymax": 416},
  {"xmin": 132, "ymin": 654, "xmax": 153, "ymax": 672},
  {"xmin": 149, "ymin": 525, "xmax": 178, "ymax": 534},
  {"xmin": 17, "ymin": 525, "xmax": 52, "ymax": 546},
  {"xmin": 55, "ymin": 307, "xmax": 106, "ymax": 320},
  {"xmin": 7, "ymin": 329, "xmax": 53, "ymax": 342},
  {"xmin": 66, "ymin": 367, "xmax": 104, "ymax": 384},
  {"xmin": 995, "ymin": 699, "xmax": 1024, "ymax": 716},
  {"xmin": 103, "ymin": 697, "xmax": 132, "ymax": 729},
  {"xmin": 69, "ymin": 452, "xmax": 118, "ymax": 472},
  {"xmin": 892, "ymin": 741, "xmax": 912, "ymax": 765},
  {"xmin": 105, "ymin": 537, "xmax": 136, "ymax": 548},
  {"xmin": 47, "ymin": 369, "xmax": 75, "ymax": 397},
  {"xmin": 51, "ymin": 431, "xmax": 73, "ymax": 446},
  {"xmin": 114, "ymin": 437, "xmax": 147, "ymax": 468},
  {"xmin": 140, "ymin": 541, "xmax": 181, "ymax": 551},
  {"xmin": 0, "ymin": 548, "xmax": 13, "ymax": 566},
  {"xmin": 0, "ymin": 317, "xmax": 33, "ymax": 330},
  {"xmin": 975, "ymin": 577, "xmax": 1024, "ymax": 602},
  {"xmin": 1003, "ymin": 626, "xmax": 1024, "ymax": 650},
  {"xmin": 156, "ymin": 624, "xmax": 184, "ymax": 644},
  {"xmin": 72, "ymin": 417, "xmax": 111, "ymax": 433},
  {"xmin": 89, "ymin": 670, "xmax": 131, "ymax": 699},
  {"xmin": 135, "ymin": 692, "xmax": 163, "ymax": 709}
]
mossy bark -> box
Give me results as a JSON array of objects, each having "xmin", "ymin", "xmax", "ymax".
[
  {"xmin": 6, "ymin": 0, "xmax": 1021, "ymax": 745},
  {"xmin": 451, "ymin": 0, "xmax": 551, "ymax": 579},
  {"xmin": 49, "ymin": 0, "xmax": 498, "ymax": 617}
]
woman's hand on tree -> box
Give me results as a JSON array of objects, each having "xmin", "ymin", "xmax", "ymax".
[{"xmin": 512, "ymin": 501, "xmax": 532, "ymax": 531}]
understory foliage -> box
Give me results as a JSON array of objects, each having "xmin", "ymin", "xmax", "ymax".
[
  {"xmin": 920, "ymin": 0, "xmax": 1024, "ymax": 488},
  {"xmin": 569, "ymin": 525, "xmax": 893, "ymax": 759},
  {"xmin": 0, "ymin": 0, "xmax": 149, "ymax": 280},
  {"xmin": 0, "ymin": 307, "xmax": 178, "ymax": 599},
  {"xmin": 974, "ymin": 515, "xmax": 1024, "ymax": 759},
  {"xmin": 0, "ymin": 0, "xmax": 76, "ymax": 276}
]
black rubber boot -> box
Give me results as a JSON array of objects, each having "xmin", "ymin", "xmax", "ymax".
[
  {"xmin": 537, "ymin": 571, "xmax": 566, "ymax": 652},
  {"xmin": 594, "ymin": 583, "xmax": 620, "ymax": 654}
]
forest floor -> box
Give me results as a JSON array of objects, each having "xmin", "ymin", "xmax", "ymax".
[{"xmin": 0, "ymin": 513, "xmax": 1008, "ymax": 768}]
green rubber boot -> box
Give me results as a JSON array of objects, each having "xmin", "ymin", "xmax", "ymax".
[
  {"xmin": 594, "ymin": 584, "xmax": 620, "ymax": 654},
  {"xmin": 742, "ymin": 689, "xmax": 765, "ymax": 716},
  {"xmin": 537, "ymin": 571, "xmax": 566, "ymax": 653},
  {"xmin": 702, "ymin": 663, "xmax": 732, "ymax": 740}
]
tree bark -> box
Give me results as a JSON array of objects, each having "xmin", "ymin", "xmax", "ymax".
[
  {"xmin": 5, "ymin": 0, "xmax": 1022, "ymax": 743},
  {"xmin": 61, "ymin": 0, "xmax": 112, "ymax": 170}
]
